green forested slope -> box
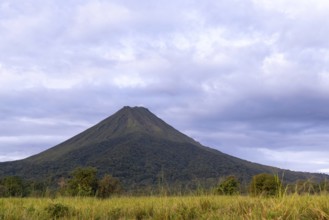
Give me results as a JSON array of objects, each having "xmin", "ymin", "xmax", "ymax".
[{"xmin": 0, "ymin": 106, "xmax": 327, "ymax": 191}]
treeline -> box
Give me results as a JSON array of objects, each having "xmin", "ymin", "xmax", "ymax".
[
  {"xmin": 0, "ymin": 167, "xmax": 121, "ymax": 198},
  {"xmin": 0, "ymin": 168, "xmax": 328, "ymax": 198},
  {"xmin": 215, "ymin": 174, "xmax": 329, "ymax": 196}
]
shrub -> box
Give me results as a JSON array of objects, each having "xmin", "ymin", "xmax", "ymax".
[
  {"xmin": 107, "ymin": 208, "xmax": 122, "ymax": 220},
  {"xmin": 97, "ymin": 174, "xmax": 121, "ymax": 198},
  {"xmin": 67, "ymin": 167, "xmax": 98, "ymax": 196},
  {"xmin": 249, "ymin": 173, "xmax": 282, "ymax": 196},
  {"xmin": 135, "ymin": 209, "xmax": 147, "ymax": 220},
  {"xmin": 199, "ymin": 199, "xmax": 213, "ymax": 212},
  {"xmin": 45, "ymin": 203, "xmax": 70, "ymax": 219},
  {"xmin": 1, "ymin": 176, "xmax": 24, "ymax": 197},
  {"xmin": 216, "ymin": 176, "xmax": 240, "ymax": 195},
  {"xmin": 176, "ymin": 203, "xmax": 198, "ymax": 220}
]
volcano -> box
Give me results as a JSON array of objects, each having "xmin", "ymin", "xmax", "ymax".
[{"xmin": 0, "ymin": 106, "xmax": 326, "ymax": 190}]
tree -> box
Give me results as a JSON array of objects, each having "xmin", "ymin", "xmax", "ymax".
[
  {"xmin": 97, "ymin": 174, "xmax": 121, "ymax": 198},
  {"xmin": 215, "ymin": 176, "xmax": 240, "ymax": 195},
  {"xmin": 249, "ymin": 173, "xmax": 282, "ymax": 197},
  {"xmin": 68, "ymin": 167, "xmax": 98, "ymax": 196},
  {"xmin": 27, "ymin": 180, "xmax": 47, "ymax": 197},
  {"xmin": 0, "ymin": 184, "xmax": 5, "ymax": 197},
  {"xmin": 1, "ymin": 176, "xmax": 24, "ymax": 197},
  {"xmin": 57, "ymin": 177, "xmax": 68, "ymax": 196}
]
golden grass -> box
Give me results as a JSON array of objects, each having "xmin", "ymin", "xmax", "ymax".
[{"xmin": 0, "ymin": 195, "xmax": 329, "ymax": 219}]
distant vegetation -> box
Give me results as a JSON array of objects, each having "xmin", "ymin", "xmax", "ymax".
[
  {"xmin": 0, "ymin": 167, "xmax": 121, "ymax": 198},
  {"xmin": 0, "ymin": 166, "xmax": 328, "ymax": 198},
  {"xmin": 1, "ymin": 172, "xmax": 328, "ymax": 219}
]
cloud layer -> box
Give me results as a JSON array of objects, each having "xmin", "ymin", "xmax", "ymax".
[{"xmin": 1, "ymin": 0, "xmax": 329, "ymax": 173}]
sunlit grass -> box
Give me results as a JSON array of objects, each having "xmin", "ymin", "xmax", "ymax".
[{"xmin": 0, "ymin": 195, "xmax": 329, "ymax": 219}]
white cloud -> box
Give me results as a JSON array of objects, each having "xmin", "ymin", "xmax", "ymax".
[
  {"xmin": 17, "ymin": 117, "xmax": 92, "ymax": 127},
  {"xmin": 253, "ymin": 0, "xmax": 329, "ymax": 17},
  {"xmin": 0, "ymin": 14, "xmax": 45, "ymax": 39},
  {"xmin": 258, "ymin": 148, "xmax": 329, "ymax": 164},
  {"xmin": 0, "ymin": 64, "xmax": 79, "ymax": 91},
  {"xmin": 318, "ymin": 169, "xmax": 329, "ymax": 174},
  {"xmin": 71, "ymin": 1, "xmax": 132, "ymax": 38},
  {"xmin": 113, "ymin": 73, "xmax": 147, "ymax": 89},
  {"xmin": 0, "ymin": 153, "xmax": 28, "ymax": 162},
  {"xmin": 0, "ymin": 135, "xmax": 65, "ymax": 144},
  {"xmin": 318, "ymin": 71, "xmax": 329, "ymax": 93},
  {"xmin": 256, "ymin": 148, "xmax": 329, "ymax": 172}
]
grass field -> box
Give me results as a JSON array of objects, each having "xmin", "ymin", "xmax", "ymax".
[{"xmin": 1, "ymin": 195, "xmax": 329, "ymax": 219}]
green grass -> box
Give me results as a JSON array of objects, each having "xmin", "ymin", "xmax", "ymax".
[{"xmin": 1, "ymin": 195, "xmax": 329, "ymax": 219}]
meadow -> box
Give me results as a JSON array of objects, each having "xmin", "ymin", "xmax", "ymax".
[{"xmin": 1, "ymin": 194, "xmax": 329, "ymax": 219}]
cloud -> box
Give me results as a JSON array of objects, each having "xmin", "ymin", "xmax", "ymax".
[
  {"xmin": 70, "ymin": 1, "xmax": 132, "ymax": 38},
  {"xmin": 257, "ymin": 148, "xmax": 329, "ymax": 173}
]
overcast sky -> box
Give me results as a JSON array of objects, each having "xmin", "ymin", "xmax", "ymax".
[{"xmin": 1, "ymin": 0, "xmax": 329, "ymax": 174}]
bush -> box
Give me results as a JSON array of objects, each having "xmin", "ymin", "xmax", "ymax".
[
  {"xmin": 107, "ymin": 208, "xmax": 122, "ymax": 220},
  {"xmin": 67, "ymin": 167, "xmax": 98, "ymax": 196},
  {"xmin": 1, "ymin": 176, "xmax": 24, "ymax": 197},
  {"xmin": 45, "ymin": 203, "xmax": 70, "ymax": 219},
  {"xmin": 249, "ymin": 173, "xmax": 282, "ymax": 197},
  {"xmin": 176, "ymin": 203, "xmax": 198, "ymax": 220},
  {"xmin": 216, "ymin": 176, "xmax": 240, "ymax": 195},
  {"xmin": 97, "ymin": 174, "xmax": 121, "ymax": 198}
]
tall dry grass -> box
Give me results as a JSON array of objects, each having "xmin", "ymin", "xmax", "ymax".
[{"xmin": 0, "ymin": 194, "xmax": 329, "ymax": 219}]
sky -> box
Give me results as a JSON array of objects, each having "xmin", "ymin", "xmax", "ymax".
[{"xmin": 1, "ymin": 0, "xmax": 329, "ymax": 174}]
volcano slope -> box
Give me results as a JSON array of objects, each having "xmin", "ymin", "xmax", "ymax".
[{"xmin": 0, "ymin": 106, "xmax": 327, "ymax": 191}]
